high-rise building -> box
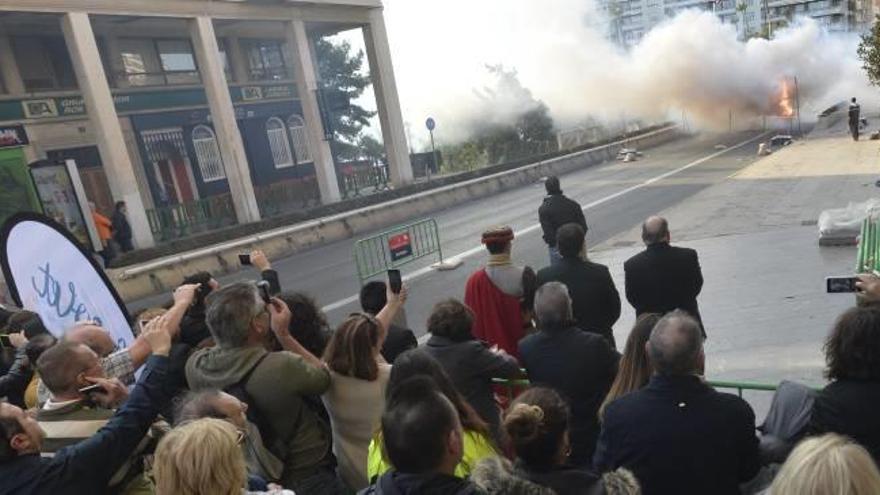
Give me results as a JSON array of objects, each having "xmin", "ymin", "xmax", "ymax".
[{"xmin": 599, "ymin": 0, "xmax": 874, "ymax": 47}]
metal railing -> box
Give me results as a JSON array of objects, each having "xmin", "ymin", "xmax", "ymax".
[
  {"xmin": 340, "ymin": 163, "xmax": 390, "ymax": 199},
  {"xmin": 255, "ymin": 177, "xmax": 321, "ymax": 217},
  {"xmin": 145, "ymin": 194, "xmax": 237, "ymax": 241},
  {"xmin": 856, "ymin": 217, "xmax": 880, "ymax": 272},
  {"xmin": 353, "ymin": 218, "xmax": 445, "ymax": 285},
  {"xmin": 491, "ymin": 376, "xmax": 786, "ymax": 402}
]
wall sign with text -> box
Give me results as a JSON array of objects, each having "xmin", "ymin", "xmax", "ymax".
[{"xmin": 0, "ymin": 213, "xmax": 133, "ymax": 348}]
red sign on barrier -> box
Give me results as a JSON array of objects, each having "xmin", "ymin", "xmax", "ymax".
[{"xmin": 388, "ymin": 232, "xmax": 413, "ymax": 261}]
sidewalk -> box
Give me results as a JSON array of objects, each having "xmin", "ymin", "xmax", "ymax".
[{"xmin": 590, "ymin": 133, "xmax": 879, "ymax": 416}]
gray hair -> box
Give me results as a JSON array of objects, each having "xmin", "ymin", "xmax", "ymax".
[
  {"xmin": 641, "ymin": 216, "xmax": 669, "ymax": 245},
  {"xmin": 534, "ymin": 282, "xmax": 573, "ymax": 330},
  {"xmin": 205, "ymin": 283, "xmax": 263, "ymax": 348},
  {"xmin": 647, "ymin": 310, "xmax": 703, "ymax": 375}
]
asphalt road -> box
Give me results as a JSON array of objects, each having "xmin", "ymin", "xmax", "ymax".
[{"xmin": 131, "ymin": 129, "xmax": 768, "ymax": 339}]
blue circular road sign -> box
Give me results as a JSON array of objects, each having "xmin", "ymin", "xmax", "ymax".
[{"xmin": 426, "ymin": 117, "xmax": 436, "ymax": 131}]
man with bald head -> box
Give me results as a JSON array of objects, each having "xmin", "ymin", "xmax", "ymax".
[
  {"xmin": 624, "ymin": 216, "xmax": 705, "ymax": 337},
  {"xmin": 594, "ymin": 311, "xmax": 759, "ymax": 495}
]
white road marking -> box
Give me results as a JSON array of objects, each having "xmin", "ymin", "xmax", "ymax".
[{"xmin": 321, "ymin": 132, "xmax": 769, "ymax": 313}]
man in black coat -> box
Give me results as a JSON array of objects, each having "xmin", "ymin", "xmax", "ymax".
[
  {"xmin": 519, "ymin": 282, "xmax": 619, "ymax": 467},
  {"xmin": 594, "ymin": 311, "xmax": 760, "ymax": 495},
  {"xmin": 360, "ymin": 281, "xmax": 417, "ymax": 364},
  {"xmin": 624, "ymin": 216, "xmax": 705, "ymax": 337},
  {"xmin": 539, "ymin": 176, "xmax": 587, "ymax": 266},
  {"xmin": 537, "ymin": 223, "xmax": 620, "ymax": 347}
]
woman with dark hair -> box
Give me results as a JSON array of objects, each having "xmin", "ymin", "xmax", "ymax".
[
  {"xmin": 367, "ymin": 348, "xmax": 499, "ymax": 481},
  {"xmin": 480, "ymin": 387, "xmax": 638, "ymax": 495},
  {"xmin": 810, "ymin": 305, "xmax": 880, "ymax": 462},
  {"xmin": 598, "ymin": 313, "xmax": 662, "ymax": 422},
  {"xmin": 424, "ymin": 299, "xmax": 521, "ymax": 437},
  {"xmin": 321, "ymin": 284, "xmax": 406, "ymax": 491},
  {"xmin": 276, "ymin": 291, "xmax": 333, "ymax": 357}
]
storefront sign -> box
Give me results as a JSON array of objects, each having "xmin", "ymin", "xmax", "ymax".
[
  {"xmin": 388, "ymin": 232, "xmax": 413, "ymax": 262},
  {"xmin": 1, "ymin": 83, "xmax": 298, "ymax": 122},
  {"xmin": 0, "ymin": 213, "xmax": 133, "ymax": 347},
  {"xmin": 0, "ymin": 125, "xmax": 28, "ymax": 148}
]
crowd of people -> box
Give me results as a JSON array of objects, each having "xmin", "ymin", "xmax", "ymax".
[{"xmin": 1, "ymin": 175, "xmax": 880, "ymax": 494}]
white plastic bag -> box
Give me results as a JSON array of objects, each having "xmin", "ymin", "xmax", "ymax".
[{"xmin": 818, "ymin": 199, "xmax": 880, "ymax": 239}]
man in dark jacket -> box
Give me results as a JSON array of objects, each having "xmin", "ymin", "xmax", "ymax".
[
  {"xmin": 624, "ymin": 216, "xmax": 705, "ymax": 337},
  {"xmin": 594, "ymin": 311, "xmax": 760, "ymax": 495},
  {"xmin": 537, "ymin": 223, "xmax": 621, "ymax": 347},
  {"xmin": 0, "ymin": 318, "xmax": 173, "ymax": 495},
  {"xmin": 358, "ymin": 376, "xmax": 480, "ymax": 495},
  {"xmin": 538, "ymin": 176, "xmax": 587, "ymax": 266},
  {"xmin": 185, "ymin": 283, "xmax": 342, "ymax": 493},
  {"xmin": 849, "ymin": 97, "xmax": 861, "ymax": 141},
  {"xmin": 360, "ymin": 281, "xmax": 417, "ymax": 363},
  {"xmin": 519, "ymin": 282, "xmax": 619, "ymax": 467}
]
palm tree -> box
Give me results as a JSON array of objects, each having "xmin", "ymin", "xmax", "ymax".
[{"xmin": 736, "ymin": 2, "xmax": 749, "ymax": 40}]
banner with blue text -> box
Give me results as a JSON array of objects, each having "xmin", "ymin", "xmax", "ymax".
[{"xmin": 0, "ymin": 213, "xmax": 133, "ymax": 348}]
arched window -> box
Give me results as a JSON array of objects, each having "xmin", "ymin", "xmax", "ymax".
[
  {"xmin": 287, "ymin": 114, "xmax": 313, "ymax": 164},
  {"xmin": 191, "ymin": 124, "xmax": 225, "ymax": 182},
  {"xmin": 266, "ymin": 117, "xmax": 294, "ymax": 168}
]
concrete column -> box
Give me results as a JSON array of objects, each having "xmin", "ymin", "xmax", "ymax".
[
  {"xmin": 0, "ymin": 36, "xmax": 26, "ymax": 95},
  {"xmin": 285, "ymin": 20, "xmax": 341, "ymax": 203},
  {"xmin": 363, "ymin": 9, "xmax": 413, "ymax": 186},
  {"xmin": 60, "ymin": 13, "xmax": 155, "ymax": 248},
  {"xmin": 226, "ymin": 37, "xmax": 250, "ymax": 84},
  {"xmin": 189, "ymin": 17, "xmax": 261, "ymax": 223}
]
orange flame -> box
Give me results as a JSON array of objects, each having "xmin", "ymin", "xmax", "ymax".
[{"xmin": 777, "ymin": 80, "xmax": 794, "ymax": 118}]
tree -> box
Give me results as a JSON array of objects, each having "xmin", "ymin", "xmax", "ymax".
[
  {"xmin": 858, "ymin": 15, "xmax": 880, "ymax": 87},
  {"xmin": 314, "ymin": 37, "xmax": 376, "ymax": 159},
  {"xmin": 358, "ymin": 134, "xmax": 385, "ymax": 161},
  {"xmin": 736, "ymin": 2, "xmax": 749, "ymax": 40}
]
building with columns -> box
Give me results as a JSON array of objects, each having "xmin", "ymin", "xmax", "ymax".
[{"xmin": 0, "ymin": 0, "xmax": 413, "ymax": 248}]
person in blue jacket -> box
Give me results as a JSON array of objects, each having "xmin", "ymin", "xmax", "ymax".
[{"xmin": 0, "ymin": 315, "xmax": 174, "ymax": 495}]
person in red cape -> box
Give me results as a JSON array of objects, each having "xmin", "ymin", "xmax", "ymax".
[{"xmin": 464, "ymin": 226, "xmax": 535, "ymax": 359}]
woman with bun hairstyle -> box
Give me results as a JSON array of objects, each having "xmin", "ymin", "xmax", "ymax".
[{"xmin": 501, "ymin": 387, "xmax": 639, "ymax": 495}]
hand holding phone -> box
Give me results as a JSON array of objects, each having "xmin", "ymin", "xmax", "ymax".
[
  {"xmin": 387, "ymin": 269, "xmax": 402, "ymax": 294},
  {"xmin": 256, "ymin": 280, "xmax": 272, "ymax": 304},
  {"xmin": 239, "ymin": 253, "xmax": 252, "ymax": 266},
  {"xmin": 827, "ymin": 276, "xmax": 859, "ymax": 293}
]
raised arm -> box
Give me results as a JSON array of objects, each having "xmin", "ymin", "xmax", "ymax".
[
  {"xmin": 268, "ymin": 297, "xmax": 323, "ymax": 369},
  {"xmin": 126, "ymin": 284, "xmax": 199, "ymax": 370}
]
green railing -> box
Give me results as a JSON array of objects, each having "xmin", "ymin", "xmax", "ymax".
[
  {"xmin": 256, "ymin": 177, "xmax": 321, "ymax": 217},
  {"xmin": 145, "ymin": 194, "xmax": 237, "ymax": 241},
  {"xmin": 353, "ymin": 218, "xmax": 445, "ymax": 285},
  {"xmin": 340, "ymin": 163, "xmax": 390, "ymax": 199},
  {"xmin": 492, "ymin": 377, "xmax": 785, "ymax": 402},
  {"xmin": 856, "ymin": 217, "xmax": 880, "ymax": 272}
]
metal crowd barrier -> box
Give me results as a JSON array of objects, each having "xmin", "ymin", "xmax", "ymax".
[
  {"xmin": 856, "ymin": 217, "xmax": 880, "ymax": 272},
  {"xmin": 353, "ymin": 218, "xmax": 446, "ymax": 285},
  {"xmin": 492, "ymin": 376, "xmax": 784, "ymax": 402}
]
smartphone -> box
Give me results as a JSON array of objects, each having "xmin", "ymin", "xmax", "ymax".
[
  {"xmin": 78, "ymin": 383, "xmax": 104, "ymax": 394},
  {"xmin": 0, "ymin": 335, "xmax": 11, "ymax": 348},
  {"xmin": 826, "ymin": 276, "xmax": 859, "ymax": 293},
  {"xmin": 137, "ymin": 320, "xmax": 149, "ymax": 335},
  {"xmin": 387, "ymin": 269, "xmax": 402, "ymax": 294},
  {"xmin": 256, "ymin": 280, "xmax": 272, "ymax": 304},
  {"xmin": 238, "ymin": 253, "xmax": 252, "ymax": 266}
]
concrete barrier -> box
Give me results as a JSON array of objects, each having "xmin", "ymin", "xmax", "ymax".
[{"xmin": 112, "ymin": 125, "xmax": 683, "ymax": 302}]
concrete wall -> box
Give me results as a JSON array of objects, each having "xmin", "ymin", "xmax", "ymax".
[{"xmin": 111, "ymin": 125, "xmax": 683, "ymax": 301}]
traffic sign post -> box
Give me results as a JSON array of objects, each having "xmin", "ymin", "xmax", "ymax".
[{"xmin": 426, "ymin": 117, "xmax": 437, "ymax": 181}]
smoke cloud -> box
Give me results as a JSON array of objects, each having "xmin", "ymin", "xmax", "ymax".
[{"xmin": 380, "ymin": 0, "xmax": 874, "ymax": 143}]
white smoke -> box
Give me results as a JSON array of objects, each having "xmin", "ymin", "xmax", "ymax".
[{"xmin": 380, "ymin": 0, "xmax": 874, "ymax": 143}]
